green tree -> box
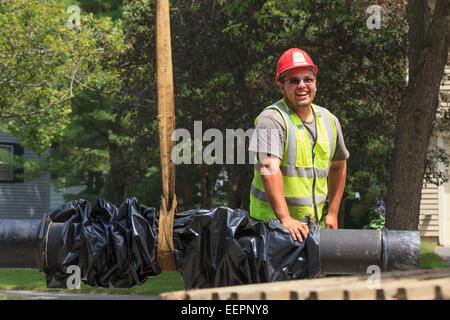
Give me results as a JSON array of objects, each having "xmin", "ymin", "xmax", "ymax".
[
  {"xmin": 167, "ymin": 0, "xmax": 407, "ymax": 218},
  {"xmin": 49, "ymin": 90, "xmax": 112, "ymax": 204},
  {"xmin": 386, "ymin": 0, "xmax": 449, "ymax": 230},
  {"xmin": 0, "ymin": 0, "xmax": 126, "ymax": 154},
  {"xmin": 72, "ymin": 0, "xmax": 123, "ymax": 20},
  {"xmin": 51, "ymin": 0, "xmax": 161, "ymax": 207}
]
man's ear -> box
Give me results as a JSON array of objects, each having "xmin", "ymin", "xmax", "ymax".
[{"xmin": 276, "ymin": 80, "xmax": 284, "ymax": 93}]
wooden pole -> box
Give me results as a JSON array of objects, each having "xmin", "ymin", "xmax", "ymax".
[{"xmin": 156, "ymin": 0, "xmax": 177, "ymax": 272}]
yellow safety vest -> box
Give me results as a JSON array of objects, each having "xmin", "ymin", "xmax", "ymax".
[{"xmin": 249, "ymin": 99, "xmax": 337, "ymax": 222}]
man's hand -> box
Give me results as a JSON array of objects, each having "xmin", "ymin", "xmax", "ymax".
[
  {"xmin": 279, "ymin": 216, "xmax": 310, "ymax": 242},
  {"xmin": 325, "ymin": 213, "xmax": 338, "ymax": 229}
]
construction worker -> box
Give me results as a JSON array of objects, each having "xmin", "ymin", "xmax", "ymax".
[{"xmin": 249, "ymin": 48, "xmax": 349, "ymax": 242}]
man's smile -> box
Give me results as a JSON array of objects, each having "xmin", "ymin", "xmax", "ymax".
[{"xmin": 296, "ymin": 91, "xmax": 310, "ymax": 98}]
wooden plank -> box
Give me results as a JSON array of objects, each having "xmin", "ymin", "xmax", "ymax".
[
  {"xmin": 420, "ymin": 212, "xmax": 439, "ymax": 218},
  {"xmin": 419, "ymin": 220, "xmax": 439, "ymax": 224},
  {"xmin": 420, "ymin": 204, "xmax": 439, "ymax": 210},
  {"xmin": 156, "ymin": 0, "xmax": 177, "ymax": 272},
  {"xmin": 381, "ymin": 278, "xmax": 450, "ymax": 300},
  {"xmin": 421, "ymin": 194, "xmax": 438, "ymax": 199},
  {"xmin": 419, "ymin": 210, "xmax": 439, "ymax": 214},
  {"xmin": 291, "ymin": 270, "xmax": 450, "ymax": 300},
  {"xmin": 420, "ymin": 230, "xmax": 439, "ymax": 237},
  {"xmin": 420, "ymin": 210, "xmax": 439, "ymax": 215},
  {"xmin": 421, "ymin": 199, "xmax": 439, "ymax": 204},
  {"xmin": 421, "ymin": 186, "xmax": 438, "ymax": 192},
  {"xmin": 419, "ymin": 225, "xmax": 439, "ymax": 231},
  {"xmin": 419, "ymin": 221, "xmax": 440, "ymax": 226},
  {"xmin": 419, "ymin": 225, "xmax": 440, "ymax": 231},
  {"xmin": 421, "ymin": 189, "xmax": 438, "ymax": 194},
  {"xmin": 156, "ymin": 0, "xmax": 176, "ymax": 207},
  {"xmin": 159, "ymin": 269, "xmax": 450, "ymax": 300},
  {"xmin": 419, "ymin": 213, "xmax": 439, "ymax": 218},
  {"xmin": 419, "ymin": 209, "xmax": 439, "ymax": 213}
]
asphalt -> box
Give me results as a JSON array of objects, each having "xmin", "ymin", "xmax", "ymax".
[
  {"xmin": 0, "ymin": 290, "xmax": 159, "ymax": 300},
  {"xmin": 435, "ymin": 246, "xmax": 450, "ymax": 265}
]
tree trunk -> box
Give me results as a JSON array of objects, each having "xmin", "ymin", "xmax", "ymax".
[
  {"xmin": 386, "ymin": 0, "xmax": 449, "ymax": 230},
  {"xmin": 108, "ymin": 142, "xmax": 128, "ymax": 206},
  {"xmin": 175, "ymin": 165, "xmax": 193, "ymax": 210},
  {"xmin": 200, "ymin": 165, "xmax": 218, "ymax": 209},
  {"xmin": 227, "ymin": 166, "xmax": 241, "ymax": 209},
  {"xmin": 228, "ymin": 165, "xmax": 252, "ymax": 211}
]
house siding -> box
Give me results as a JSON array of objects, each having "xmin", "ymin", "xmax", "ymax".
[
  {"xmin": 419, "ymin": 183, "xmax": 440, "ymax": 238},
  {"xmin": 438, "ymin": 134, "xmax": 450, "ymax": 245},
  {"xmin": 0, "ymin": 131, "xmax": 50, "ymax": 219},
  {"xmin": 50, "ymin": 184, "xmax": 85, "ymax": 211},
  {"xmin": 420, "ymin": 52, "xmax": 450, "ymax": 242}
]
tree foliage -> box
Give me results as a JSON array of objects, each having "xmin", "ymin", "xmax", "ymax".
[
  {"xmin": 50, "ymin": 0, "xmax": 161, "ymax": 206},
  {"xmin": 0, "ymin": 0, "xmax": 127, "ymax": 154}
]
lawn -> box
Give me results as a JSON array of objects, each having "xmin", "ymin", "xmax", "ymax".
[
  {"xmin": 0, "ymin": 270, "xmax": 185, "ymax": 296},
  {"xmin": 0, "ymin": 240, "xmax": 447, "ymax": 296},
  {"xmin": 420, "ymin": 240, "xmax": 449, "ymax": 269}
]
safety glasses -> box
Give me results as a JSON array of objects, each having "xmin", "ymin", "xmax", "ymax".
[{"xmin": 285, "ymin": 77, "xmax": 315, "ymax": 86}]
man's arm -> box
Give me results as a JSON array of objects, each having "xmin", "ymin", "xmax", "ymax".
[
  {"xmin": 326, "ymin": 160, "xmax": 347, "ymax": 229},
  {"xmin": 259, "ymin": 153, "xmax": 309, "ymax": 242}
]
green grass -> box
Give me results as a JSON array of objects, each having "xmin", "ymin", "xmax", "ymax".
[
  {"xmin": 0, "ymin": 270, "xmax": 185, "ymax": 295},
  {"xmin": 0, "ymin": 240, "xmax": 447, "ymax": 296},
  {"xmin": 0, "ymin": 295, "xmax": 24, "ymax": 300},
  {"xmin": 420, "ymin": 240, "xmax": 450, "ymax": 269}
]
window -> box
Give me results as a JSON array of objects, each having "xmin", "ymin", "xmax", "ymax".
[{"xmin": 0, "ymin": 143, "xmax": 23, "ymax": 182}]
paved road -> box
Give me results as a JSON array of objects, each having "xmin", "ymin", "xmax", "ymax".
[
  {"xmin": 0, "ymin": 290, "xmax": 159, "ymax": 300},
  {"xmin": 435, "ymin": 246, "xmax": 450, "ymax": 265}
]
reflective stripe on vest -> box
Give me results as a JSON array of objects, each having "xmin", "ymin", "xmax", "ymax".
[{"xmin": 249, "ymin": 99, "xmax": 337, "ymax": 222}]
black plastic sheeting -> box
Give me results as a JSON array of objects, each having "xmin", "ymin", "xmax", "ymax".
[{"xmin": 45, "ymin": 197, "xmax": 320, "ymax": 289}]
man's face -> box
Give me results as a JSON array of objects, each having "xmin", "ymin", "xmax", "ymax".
[{"xmin": 277, "ymin": 67, "xmax": 317, "ymax": 110}]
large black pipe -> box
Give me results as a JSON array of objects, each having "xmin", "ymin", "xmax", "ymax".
[
  {"xmin": 0, "ymin": 218, "xmax": 420, "ymax": 276},
  {"xmin": 318, "ymin": 229, "xmax": 420, "ymax": 274},
  {"xmin": 0, "ymin": 218, "xmax": 42, "ymax": 269}
]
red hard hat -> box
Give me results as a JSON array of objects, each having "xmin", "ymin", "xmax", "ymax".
[{"xmin": 276, "ymin": 48, "xmax": 318, "ymax": 81}]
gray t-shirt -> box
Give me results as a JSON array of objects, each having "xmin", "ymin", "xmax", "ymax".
[{"xmin": 249, "ymin": 108, "xmax": 350, "ymax": 161}]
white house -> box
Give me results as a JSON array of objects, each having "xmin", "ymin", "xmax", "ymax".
[
  {"xmin": 0, "ymin": 131, "xmax": 50, "ymax": 219},
  {"xmin": 419, "ymin": 56, "xmax": 450, "ymax": 246}
]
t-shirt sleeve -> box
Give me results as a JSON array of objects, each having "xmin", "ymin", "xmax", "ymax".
[
  {"xmin": 330, "ymin": 113, "xmax": 350, "ymax": 161},
  {"xmin": 248, "ymin": 109, "xmax": 286, "ymax": 160}
]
